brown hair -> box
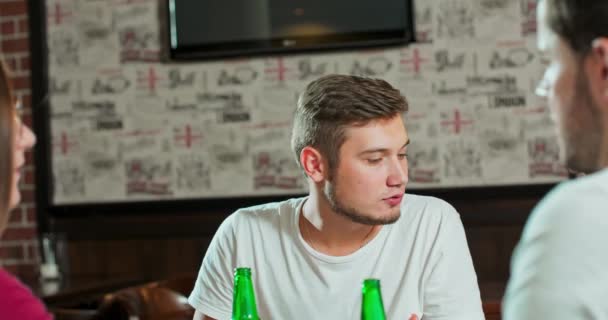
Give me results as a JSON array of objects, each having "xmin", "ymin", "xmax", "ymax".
[
  {"xmin": 0, "ymin": 58, "xmax": 16, "ymax": 231},
  {"xmin": 291, "ymin": 74, "xmax": 408, "ymax": 173},
  {"xmin": 545, "ymin": 0, "xmax": 608, "ymax": 55}
]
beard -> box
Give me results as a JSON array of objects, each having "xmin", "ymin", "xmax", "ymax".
[
  {"xmin": 562, "ymin": 68, "xmax": 604, "ymax": 174},
  {"xmin": 324, "ymin": 180, "xmax": 400, "ymax": 226}
]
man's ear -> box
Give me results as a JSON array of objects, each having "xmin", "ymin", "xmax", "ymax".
[
  {"xmin": 300, "ymin": 146, "xmax": 327, "ymax": 183},
  {"xmin": 591, "ymin": 38, "xmax": 608, "ymax": 97}
]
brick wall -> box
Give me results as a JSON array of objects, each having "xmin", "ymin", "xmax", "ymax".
[{"xmin": 0, "ymin": 0, "xmax": 40, "ymax": 280}]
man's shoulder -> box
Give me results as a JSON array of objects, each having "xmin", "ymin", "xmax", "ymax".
[
  {"xmin": 234, "ymin": 196, "xmax": 304, "ymax": 217},
  {"xmin": 210, "ymin": 197, "xmax": 304, "ymax": 246},
  {"xmin": 221, "ymin": 197, "xmax": 305, "ymax": 229},
  {"xmin": 0, "ymin": 269, "xmax": 51, "ymax": 318},
  {"xmin": 548, "ymin": 168, "xmax": 608, "ymax": 199},
  {"xmin": 535, "ymin": 170, "xmax": 608, "ymax": 214},
  {"xmin": 526, "ymin": 171, "xmax": 608, "ymax": 238},
  {"xmin": 507, "ymin": 170, "xmax": 608, "ymax": 312}
]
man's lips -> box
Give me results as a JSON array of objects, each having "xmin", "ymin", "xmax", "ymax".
[
  {"xmin": 383, "ymin": 191, "xmax": 405, "ymax": 200},
  {"xmin": 383, "ymin": 193, "xmax": 404, "ymax": 206}
]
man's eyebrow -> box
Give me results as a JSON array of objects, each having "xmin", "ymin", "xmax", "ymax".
[
  {"xmin": 359, "ymin": 148, "xmax": 389, "ymax": 156},
  {"xmin": 358, "ymin": 139, "xmax": 411, "ymax": 156}
]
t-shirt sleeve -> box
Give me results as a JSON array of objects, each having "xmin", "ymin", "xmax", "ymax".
[
  {"xmin": 422, "ymin": 202, "xmax": 484, "ymax": 320},
  {"xmin": 503, "ymin": 182, "xmax": 608, "ymax": 319},
  {"xmin": 188, "ymin": 214, "xmax": 238, "ymax": 320}
]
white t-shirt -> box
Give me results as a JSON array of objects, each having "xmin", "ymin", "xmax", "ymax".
[
  {"xmin": 503, "ymin": 168, "xmax": 608, "ymax": 319},
  {"xmin": 189, "ymin": 194, "xmax": 484, "ymax": 320}
]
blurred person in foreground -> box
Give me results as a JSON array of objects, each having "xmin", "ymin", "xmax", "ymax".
[
  {"xmin": 0, "ymin": 58, "xmax": 48, "ymax": 319},
  {"xmin": 503, "ymin": 0, "xmax": 608, "ymax": 318}
]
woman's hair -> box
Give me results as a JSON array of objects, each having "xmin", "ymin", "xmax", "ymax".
[{"xmin": 0, "ymin": 58, "xmax": 16, "ymax": 230}]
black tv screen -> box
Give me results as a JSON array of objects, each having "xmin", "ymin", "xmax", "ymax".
[{"xmin": 167, "ymin": 0, "xmax": 414, "ymax": 60}]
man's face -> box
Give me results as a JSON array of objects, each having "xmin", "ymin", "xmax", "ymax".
[
  {"xmin": 536, "ymin": 0, "xmax": 603, "ymax": 173},
  {"xmin": 324, "ymin": 115, "xmax": 409, "ymax": 225}
]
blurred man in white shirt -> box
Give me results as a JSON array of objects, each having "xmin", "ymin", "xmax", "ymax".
[{"xmin": 504, "ymin": 0, "xmax": 608, "ymax": 319}]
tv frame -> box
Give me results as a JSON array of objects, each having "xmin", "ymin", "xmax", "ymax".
[{"xmin": 166, "ymin": 0, "xmax": 416, "ymax": 61}]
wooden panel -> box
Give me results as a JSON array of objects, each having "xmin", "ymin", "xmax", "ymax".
[
  {"xmin": 467, "ymin": 226, "xmax": 523, "ymax": 282},
  {"xmin": 64, "ymin": 237, "xmax": 212, "ymax": 280},
  {"xmin": 50, "ymin": 189, "xmax": 547, "ymax": 292}
]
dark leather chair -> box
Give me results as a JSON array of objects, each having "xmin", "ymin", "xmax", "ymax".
[
  {"xmin": 95, "ymin": 273, "xmax": 196, "ymax": 320},
  {"xmin": 157, "ymin": 273, "xmax": 196, "ymax": 297}
]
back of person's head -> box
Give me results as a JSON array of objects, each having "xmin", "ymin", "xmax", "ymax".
[
  {"xmin": 0, "ymin": 59, "xmax": 15, "ymax": 231},
  {"xmin": 545, "ymin": 0, "xmax": 608, "ymax": 55},
  {"xmin": 291, "ymin": 74, "xmax": 408, "ymax": 173}
]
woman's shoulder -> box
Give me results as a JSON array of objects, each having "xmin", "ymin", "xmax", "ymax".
[{"xmin": 0, "ymin": 269, "xmax": 53, "ymax": 320}]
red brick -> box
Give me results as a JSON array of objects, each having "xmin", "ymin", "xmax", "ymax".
[
  {"xmin": 10, "ymin": 74, "xmax": 29, "ymax": 90},
  {"xmin": 25, "ymin": 150, "xmax": 33, "ymax": 164},
  {"xmin": 24, "ymin": 151, "xmax": 34, "ymax": 166},
  {"xmin": 0, "ymin": 243, "xmax": 25, "ymax": 260},
  {"xmin": 25, "ymin": 206, "xmax": 36, "ymax": 223},
  {"xmin": 17, "ymin": 16, "xmax": 28, "ymax": 33},
  {"xmin": 21, "ymin": 112, "xmax": 32, "ymax": 126},
  {"xmin": 0, "ymin": 20, "xmax": 15, "ymax": 34},
  {"xmin": 19, "ymin": 189, "xmax": 34, "ymax": 202},
  {"xmin": 1, "ymin": 265, "xmax": 18, "ymax": 274},
  {"xmin": 23, "ymin": 167, "xmax": 34, "ymax": 184},
  {"xmin": 26, "ymin": 242, "xmax": 39, "ymax": 261},
  {"xmin": 1, "ymin": 37, "xmax": 29, "ymax": 53},
  {"xmin": 1, "ymin": 263, "xmax": 38, "ymax": 282},
  {"xmin": 20, "ymin": 55, "xmax": 29, "ymax": 71},
  {"xmin": 8, "ymin": 210, "xmax": 22, "ymax": 224},
  {"xmin": 4, "ymin": 56, "xmax": 18, "ymax": 71},
  {"xmin": 1, "ymin": 226, "xmax": 36, "ymax": 241},
  {"xmin": 14, "ymin": 263, "xmax": 38, "ymax": 280},
  {"xmin": 0, "ymin": 2, "xmax": 27, "ymax": 16}
]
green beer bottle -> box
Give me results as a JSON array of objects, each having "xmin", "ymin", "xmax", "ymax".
[
  {"xmin": 232, "ymin": 267, "xmax": 260, "ymax": 320},
  {"xmin": 361, "ymin": 279, "xmax": 387, "ymax": 320}
]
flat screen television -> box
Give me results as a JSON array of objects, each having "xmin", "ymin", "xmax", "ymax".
[{"xmin": 167, "ymin": 0, "xmax": 415, "ymax": 60}]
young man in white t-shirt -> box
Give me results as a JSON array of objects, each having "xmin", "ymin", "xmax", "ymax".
[{"xmin": 189, "ymin": 75, "xmax": 484, "ymax": 320}]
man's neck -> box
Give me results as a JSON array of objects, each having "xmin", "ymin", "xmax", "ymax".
[
  {"xmin": 299, "ymin": 194, "xmax": 382, "ymax": 256},
  {"xmin": 598, "ymin": 139, "xmax": 608, "ymax": 170}
]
